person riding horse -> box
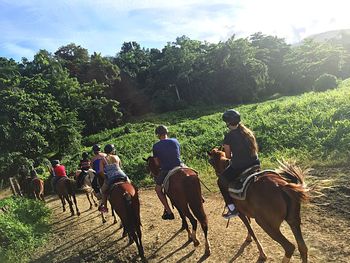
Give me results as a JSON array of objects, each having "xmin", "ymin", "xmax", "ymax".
[
  {"xmin": 98, "ymin": 144, "xmax": 130, "ymax": 213},
  {"xmin": 76, "ymin": 152, "xmax": 91, "ymax": 188},
  {"xmin": 219, "ymin": 109, "xmax": 261, "ymax": 219},
  {"xmin": 152, "ymin": 125, "xmax": 186, "ymax": 220},
  {"xmin": 51, "ymin": 160, "xmax": 68, "ymax": 193},
  {"xmin": 90, "ymin": 144, "xmax": 106, "ymax": 197}
]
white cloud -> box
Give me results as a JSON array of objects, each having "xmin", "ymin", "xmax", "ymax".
[{"xmin": 1, "ymin": 0, "xmax": 349, "ymax": 60}]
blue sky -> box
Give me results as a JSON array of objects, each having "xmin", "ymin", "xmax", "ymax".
[{"xmin": 0, "ymin": 0, "xmax": 349, "ymax": 61}]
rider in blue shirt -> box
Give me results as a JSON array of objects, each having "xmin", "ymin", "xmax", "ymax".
[{"xmin": 152, "ymin": 125, "xmax": 182, "ymax": 220}]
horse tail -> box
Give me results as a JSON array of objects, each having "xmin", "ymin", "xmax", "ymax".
[
  {"xmin": 185, "ymin": 174, "xmax": 207, "ymax": 222},
  {"xmin": 123, "ymin": 189, "xmax": 140, "ymax": 232},
  {"xmin": 277, "ymin": 161, "xmax": 310, "ymax": 203}
]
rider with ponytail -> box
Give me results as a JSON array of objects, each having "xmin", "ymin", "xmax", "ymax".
[{"xmin": 219, "ymin": 109, "xmax": 260, "ymax": 219}]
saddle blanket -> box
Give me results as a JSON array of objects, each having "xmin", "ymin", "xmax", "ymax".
[{"xmin": 228, "ymin": 169, "xmax": 277, "ymax": 200}]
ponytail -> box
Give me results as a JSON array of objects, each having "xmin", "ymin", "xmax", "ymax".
[{"xmin": 238, "ymin": 124, "xmax": 258, "ymax": 156}]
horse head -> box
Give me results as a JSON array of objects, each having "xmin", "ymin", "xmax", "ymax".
[
  {"xmin": 207, "ymin": 148, "xmax": 230, "ymax": 175},
  {"xmin": 143, "ymin": 156, "xmax": 160, "ymax": 177}
]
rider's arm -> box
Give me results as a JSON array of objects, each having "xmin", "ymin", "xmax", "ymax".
[{"xmin": 223, "ymin": 144, "xmax": 232, "ymax": 159}]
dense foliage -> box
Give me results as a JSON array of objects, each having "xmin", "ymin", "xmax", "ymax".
[
  {"xmin": 1, "ymin": 31, "xmax": 350, "ymax": 178},
  {"xmin": 0, "ymin": 197, "xmax": 51, "ymax": 263}
]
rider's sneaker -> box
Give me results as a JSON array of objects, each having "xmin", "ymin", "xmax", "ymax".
[
  {"xmin": 222, "ymin": 209, "xmax": 239, "ymax": 219},
  {"xmin": 161, "ymin": 210, "xmax": 175, "ymax": 220},
  {"xmin": 98, "ymin": 205, "xmax": 108, "ymax": 213}
]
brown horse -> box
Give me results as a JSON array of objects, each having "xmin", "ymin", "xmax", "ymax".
[
  {"xmin": 145, "ymin": 156, "xmax": 211, "ymax": 256},
  {"xmin": 31, "ymin": 177, "xmax": 45, "ymax": 201},
  {"xmin": 207, "ymin": 148, "xmax": 309, "ymax": 263},
  {"xmin": 55, "ymin": 177, "xmax": 80, "ymax": 216},
  {"xmin": 19, "ymin": 176, "xmax": 45, "ymax": 201},
  {"xmin": 108, "ymin": 181, "xmax": 145, "ymax": 260}
]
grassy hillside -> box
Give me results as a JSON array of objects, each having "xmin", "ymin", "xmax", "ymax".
[{"xmin": 81, "ymin": 80, "xmax": 350, "ymax": 188}]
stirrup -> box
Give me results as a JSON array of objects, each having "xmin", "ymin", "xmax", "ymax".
[{"xmin": 222, "ymin": 209, "xmax": 238, "ymax": 219}]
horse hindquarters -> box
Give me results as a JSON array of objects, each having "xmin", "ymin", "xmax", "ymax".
[
  {"xmin": 64, "ymin": 179, "xmax": 80, "ymax": 216},
  {"xmin": 110, "ymin": 184, "xmax": 144, "ymax": 259}
]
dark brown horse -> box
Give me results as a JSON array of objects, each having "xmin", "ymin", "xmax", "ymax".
[
  {"xmin": 208, "ymin": 148, "xmax": 309, "ymax": 263},
  {"xmin": 55, "ymin": 177, "xmax": 80, "ymax": 216},
  {"xmin": 146, "ymin": 156, "xmax": 211, "ymax": 256},
  {"xmin": 108, "ymin": 181, "xmax": 145, "ymax": 260}
]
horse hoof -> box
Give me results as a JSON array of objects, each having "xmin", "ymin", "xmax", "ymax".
[
  {"xmin": 102, "ymin": 219, "xmax": 106, "ymax": 224},
  {"xmin": 245, "ymin": 238, "xmax": 253, "ymax": 244},
  {"xmin": 205, "ymin": 249, "xmax": 211, "ymax": 256},
  {"xmin": 193, "ymin": 240, "xmax": 200, "ymax": 247},
  {"xmin": 77, "ymin": 212, "xmax": 81, "ymax": 216},
  {"xmin": 94, "ymin": 203, "xmax": 98, "ymax": 207},
  {"xmin": 258, "ymin": 255, "xmax": 267, "ymax": 262}
]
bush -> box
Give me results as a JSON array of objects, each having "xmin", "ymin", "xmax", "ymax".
[
  {"xmin": 0, "ymin": 197, "xmax": 51, "ymax": 263},
  {"xmin": 313, "ymin": 73, "xmax": 338, "ymax": 92}
]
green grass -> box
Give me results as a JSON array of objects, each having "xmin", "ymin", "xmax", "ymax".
[
  {"xmin": 0, "ymin": 197, "xmax": 51, "ymax": 263},
  {"xmin": 79, "ymin": 80, "xmax": 350, "ymax": 187}
]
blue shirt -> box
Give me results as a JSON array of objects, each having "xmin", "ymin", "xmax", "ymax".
[
  {"xmin": 152, "ymin": 138, "xmax": 181, "ymax": 171},
  {"xmin": 92, "ymin": 158, "xmax": 102, "ymax": 173}
]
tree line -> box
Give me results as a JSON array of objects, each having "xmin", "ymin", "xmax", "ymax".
[{"xmin": 1, "ymin": 32, "xmax": 350, "ymax": 178}]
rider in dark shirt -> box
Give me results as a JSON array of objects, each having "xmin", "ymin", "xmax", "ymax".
[{"xmin": 219, "ymin": 109, "xmax": 260, "ymax": 219}]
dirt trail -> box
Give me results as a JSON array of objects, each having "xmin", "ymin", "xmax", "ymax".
[{"xmin": 30, "ymin": 169, "xmax": 350, "ymax": 263}]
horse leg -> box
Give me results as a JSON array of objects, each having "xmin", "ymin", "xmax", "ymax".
[
  {"xmin": 198, "ymin": 217, "xmax": 211, "ymax": 256},
  {"xmin": 174, "ymin": 205, "xmax": 190, "ymax": 236},
  {"xmin": 180, "ymin": 204, "xmax": 199, "ymax": 247},
  {"xmin": 110, "ymin": 201, "xmax": 118, "ymax": 225},
  {"xmin": 286, "ymin": 203, "xmax": 308, "ymax": 262},
  {"xmin": 239, "ymin": 214, "xmax": 267, "ymax": 261},
  {"xmin": 33, "ymin": 190, "xmax": 38, "ymax": 200},
  {"xmin": 86, "ymin": 192, "xmax": 93, "ymax": 209},
  {"xmin": 245, "ymin": 217, "xmax": 253, "ymax": 243},
  {"xmin": 66, "ymin": 195, "xmax": 75, "ymax": 216},
  {"xmin": 71, "ymin": 194, "xmax": 80, "ymax": 216},
  {"xmin": 60, "ymin": 195, "xmax": 66, "ymax": 212},
  {"xmin": 256, "ymin": 219, "xmax": 295, "ymax": 263},
  {"xmin": 135, "ymin": 226, "xmax": 145, "ymax": 259},
  {"xmin": 288, "ymin": 223, "xmax": 308, "ymax": 263},
  {"xmin": 130, "ymin": 229, "xmax": 144, "ymax": 259},
  {"xmin": 91, "ymin": 192, "xmax": 98, "ymax": 207}
]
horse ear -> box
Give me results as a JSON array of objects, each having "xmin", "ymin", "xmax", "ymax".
[{"xmin": 142, "ymin": 157, "xmax": 148, "ymax": 162}]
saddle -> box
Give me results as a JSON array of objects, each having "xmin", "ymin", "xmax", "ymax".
[
  {"xmin": 163, "ymin": 165, "xmax": 198, "ymax": 193},
  {"xmin": 107, "ymin": 178, "xmax": 129, "ymax": 194},
  {"xmin": 228, "ymin": 166, "xmax": 278, "ymax": 200}
]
